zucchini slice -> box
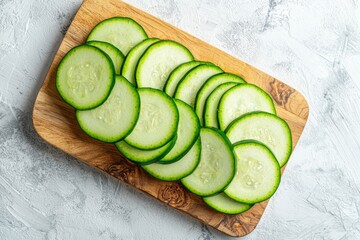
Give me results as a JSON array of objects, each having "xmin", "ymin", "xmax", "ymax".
[
  {"xmin": 56, "ymin": 45, "xmax": 115, "ymax": 110},
  {"xmin": 159, "ymin": 99, "xmax": 200, "ymax": 163},
  {"xmin": 174, "ymin": 64, "xmax": 223, "ymax": 107},
  {"xmin": 125, "ymin": 88, "xmax": 179, "ymax": 150},
  {"xmin": 204, "ymin": 82, "xmax": 240, "ymax": 128},
  {"xmin": 181, "ymin": 128, "xmax": 235, "ymax": 196},
  {"xmin": 195, "ymin": 73, "xmax": 246, "ymax": 125},
  {"xmin": 203, "ymin": 193, "xmax": 252, "ymax": 214},
  {"xmin": 226, "ymin": 112, "xmax": 292, "ymax": 167},
  {"xmin": 136, "ymin": 40, "xmax": 194, "ymax": 90},
  {"xmin": 87, "ymin": 41, "xmax": 124, "ymax": 75},
  {"xmin": 121, "ymin": 38, "xmax": 160, "ymax": 85},
  {"xmin": 164, "ymin": 61, "xmax": 212, "ymax": 97},
  {"xmin": 76, "ymin": 76, "xmax": 139, "ymax": 142},
  {"xmin": 224, "ymin": 141, "xmax": 281, "ymax": 204},
  {"xmin": 87, "ymin": 17, "xmax": 148, "ymax": 55},
  {"xmin": 115, "ymin": 136, "xmax": 177, "ymax": 164},
  {"xmin": 142, "ymin": 138, "xmax": 201, "ymax": 181},
  {"xmin": 218, "ymin": 84, "xmax": 276, "ymax": 131}
]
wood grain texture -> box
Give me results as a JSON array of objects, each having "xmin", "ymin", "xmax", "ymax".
[{"xmin": 32, "ymin": 0, "xmax": 309, "ymax": 237}]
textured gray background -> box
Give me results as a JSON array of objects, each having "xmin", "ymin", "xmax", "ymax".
[{"xmin": 1, "ymin": 0, "xmax": 360, "ymax": 239}]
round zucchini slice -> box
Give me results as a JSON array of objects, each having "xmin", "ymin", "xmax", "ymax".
[
  {"xmin": 224, "ymin": 141, "xmax": 281, "ymax": 204},
  {"xmin": 56, "ymin": 45, "xmax": 115, "ymax": 110},
  {"xmin": 226, "ymin": 112, "xmax": 292, "ymax": 167},
  {"xmin": 218, "ymin": 84, "xmax": 276, "ymax": 131},
  {"xmin": 136, "ymin": 40, "xmax": 194, "ymax": 90},
  {"xmin": 125, "ymin": 88, "xmax": 179, "ymax": 150},
  {"xmin": 76, "ymin": 75, "xmax": 139, "ymax": 142},
  {"xmin": 181, "ymin": 128, "xmax": 235, "ymax": 196},
  {"xmin": 87, "ymin": 17, "xmax": 148, "ymax": 55}
]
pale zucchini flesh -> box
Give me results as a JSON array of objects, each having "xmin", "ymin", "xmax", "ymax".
[
  {"xmin": 56, "ymin": 45, "xmax": 115, "ymax": 110},
  {"xmin": 203, "ymin": 193, "xmax": 252, "ymax": 214},
  {"xmin": 115, "ymin": 136, "xmax": 177, "ymax": 164},
  {"xmin": 121, "ymin": 38, "xmax": 160, "ymax": 85},
  {"xmin": 174, "ymin": 64, "xmax": 223, "ymax": 107},
  {"xmin": 204, "ymin": 82, "xmax": 239, "ymax": 128},
  {"xmin": 218, "ymin": 84, "xmax": 276, "ymax": 131},
  {"xmin": 76, "ymin": 76, "xmax": 140, "ymax": 143},
  {"xmin": 226, "ymin": 112, "xmax": 292, "ymax": 167},
  {"xmin": 136, "ymin": 40, "xmax": 194, "ymax": 90},
  {"xmin": 164, "ymin": 61, "xmax": 212, "ymax": 97},
  {"xmin": 143, "ymin": 138, "xmax": 201, "ymax": 181},
  {"xmin": 159, "ymin": 99, "xmax": 200, "ymax": 163},
  {"xmin": 125, "ymin": 88, "xmax": 179, "ymax": 150},
  {"xmin": 224, "ymin": 141, "xmax": 281, "ymax": 204},
  {"xmin": 181, "ymin": 128, "xmax": 235, "ymax": 196},
  {"xmin": 195, "ymin": 73, "xmax": 245, "ymax": 125},
  {"xmin": 87, "ymin": 17, "xmax": 148, "ymax": 55},
  {"xmin": 87, "ymin": 40, "xmax": 125, "ymax": 75}
]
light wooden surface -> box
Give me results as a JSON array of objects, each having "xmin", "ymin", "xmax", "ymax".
[{"xmin": 32, "ymin": 0, "xmax": 309, "ymax": 237}]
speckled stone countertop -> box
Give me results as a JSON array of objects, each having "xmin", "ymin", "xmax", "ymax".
[{"xmin": 1, "ymin": 0, "xmax": 360, "ymax": 239}]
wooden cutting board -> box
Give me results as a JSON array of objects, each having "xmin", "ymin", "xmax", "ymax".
[{"xmin": 32, "ymin": 0, "xmax": 309, "ymax": 237}]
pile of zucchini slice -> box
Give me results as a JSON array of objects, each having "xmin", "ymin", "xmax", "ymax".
[{"xmin": 56, "ymin": 17, "xmax": 292, "ymax": 214}]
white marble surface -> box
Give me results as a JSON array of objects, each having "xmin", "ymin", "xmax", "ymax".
[{"xmin": 1, "ymin": 0, "xmax": 360, "ymax": 239}]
